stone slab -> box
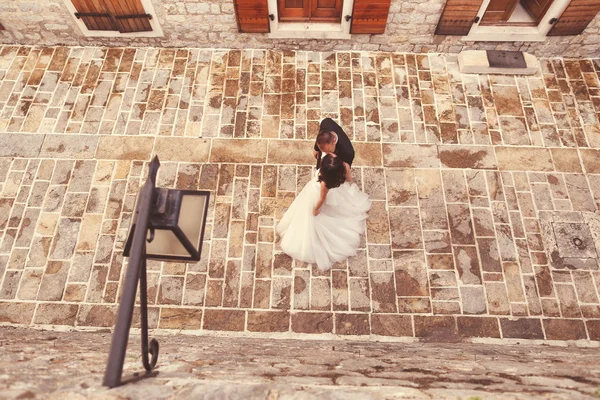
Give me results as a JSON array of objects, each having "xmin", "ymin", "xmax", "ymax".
[
  {"xmin": 155, "ymin": 137, "xmax": 210, "ymax": 162},
  {"xmin": 550, "ymin": 148, "xmax": 582, "ymax": 173},
  {"xmin": 495, "ymin": 147, "xmax": 554, "ymax": 171},
  {"xmin": 96, "ymin": 136, "xmax": 154, "ymax": 160},
  {"xmin": 266, "ymin": 140, "xmax": 312, "ymax": 165},
  {"xmin": 353, "ymin": 143, "xmax": 383, "ymax": 167},
  {"xmin": 438, "ymin": 145, "xmax": 497, "ymax": 169},
  {"xmin": 40, "ymin": 135, "xmax": 98, "ymax": 159},
  {"xmin": 579, "ymin": 149, "xmax": 600, "ymax": 174},
  {"xmin": 0, "ymin": 133, "xmax": 44, "ymax": 158},
  {"xmin": 382, "ymin": 144, "xmax": 439, "ymax": 168},
  {"xmin": 552, "ymin": 222, "xmax": 598, "ymax": 259},
  {"xmin": 211, "ymin": 139, "xmax": 268, "ymax": 164},
  {"xmin": 458, "ymin": 50, "xmax": 538, "ymax": 75}
]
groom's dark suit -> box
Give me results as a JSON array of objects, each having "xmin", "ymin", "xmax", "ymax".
[{"xmin": 314, "ymin": 118, "xmax": 355, "ymax": 168}]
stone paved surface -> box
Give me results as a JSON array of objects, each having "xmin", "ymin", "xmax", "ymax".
[
  {"xmin": 1, "ymin": 327, "xmax": 600, "ymax": 399},
  {"xmin": 1, "ymin": 46, "xmax": 600, "ymax": 342}
]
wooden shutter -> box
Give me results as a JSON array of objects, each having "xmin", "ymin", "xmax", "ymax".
[
  {"xmin": 104, "ymin": 0, "xmax": 152, "ymax": 33},
  {"xmin": 278, "ymin": 0, "xmax": 310, "ymax": 21},
  {"xmin": 311, "ymin": 0, "xmax": 343, "ymax": 22},
  {"xmin": 350, "ymin": 0, "xmax": 391, "ymax": 34},
  {"xmin": 71, "ymin": 0, "xmax": 152, "ymax": 32},
  {"xmin": 435, "ymin": 0, "xmax": 485, "ymax": 35},
  {"xmin": 71, "ymin": 0, "xmax": 116, "ymax": 31},
  {"xmin": 520, "ymin": 0, "xmax": 554, "ymax": 22},
  {"xmin": 234, "ymin": 0, "xmax": 270, "ymax": 32},
  {"xmin": 547, "ymin": 0, "xmax": 600, "ymax": 35},
  {"xmin": 480, "ymin": 0, "xmax": 519, "ymax": 23}
]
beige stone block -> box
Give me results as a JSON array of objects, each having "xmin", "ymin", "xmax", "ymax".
[
  {"xmin": 36, "ymin": 212, "xmax": 60, "ymax": 236},
  {"xmin": 96, "ymin": 136, "xmax": 154, "ymax": 160},
  {"xmin": 584, "ymin": 124, "xmax": 600, "ymax": 147},
  {"xmin": 0, "ymin": 302, "xmax": 35, "ymax": 324},
  {"xmin": 262, "ymin": 116, "xmax": 280, "ymax": 138},
  {"xmin": 93, "ymin": 161, "xmax": 115, "ymax": 185},
  {"xmin": 34, "ymin": 303, "xmax": 79, "ymax": 326},
  {"xmin": 493, "ymin": 86, "xmax": 524, "ymax": 117},
  {"xmin": 77, "ymin": 304, "xmax": 117, "ymax": 327},
  {"xmin": 551, "ymin": 148, "xmax": 582, "ymax": 173},
  {"xmin": 39, "ymin": 134, "xmax": 98, "ymax": 159},
  {"xmin": 49, "ymin": 218, "xmax": 81, "ymax": 260},
  {"xmin": 212, "ymin": 139, "xmax": 268, "ymax": 163},
  {"xmin": 17, "ymin": 269, "xmax": 44, "ymax": 301},
  {"xmin": 159, "ymin": 308, "xmax": 202, "ymax": 330},
  {"xmin": 267, "ymin": 140, "xmax": 313, "ymax": 165},
  {"xmin": 38, "ymin": 261, "xmax": 69, "ymax": 301},
  {"xmin": 386, "ymin": 169, "xmax": 417, "ymax": 206},
  {"xmin": 484, "ymin": 282, "xmax": 510, "ymax": 315},
  {"xmin": 0, "ymin": 133, "xmax": 44, "ymax": 157},
  {"xmin": 458, "ymin": 51, "xmax": 488, "ymax": 71},
  {"xmin": 114, "ymin": 161, "xmax": 131, "ymax": 179},
  {"xmin": 495, "ymin": 147, "xmax": 553, "ymax": 171},
  {"xmin": 383, "ymin": 144, "xmax": 439, "ymax": 168},
  {"xmin": 439, "ymin": 145, "xmax": 497, "ymax": 169},
  {"xmin": 77, "ymin": 214, "xmax": 103, "ymax": 251},
  {"xmin": 353, "ymin": 143, "xmax": 383, "ymax": 167},
  {"xmin": 154, "ymin": 137, "xmax": 210, "ymax": 162},
  {"xmin": 580, "ymin": 149, "xmax": 600, "ymax": 174},
  {"xmin": 366, "ymin": 201, "xmax": 390, "ymax": 244}
]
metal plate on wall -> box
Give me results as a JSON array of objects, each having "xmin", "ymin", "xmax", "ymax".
[{"xmin": 487, "ymin": 50, "xmax": 527, "ymax": 69}]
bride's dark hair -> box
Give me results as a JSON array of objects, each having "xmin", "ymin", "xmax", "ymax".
[{"xmin": 318, "ymin": 154, "xmax": 346, "ymax": 189}]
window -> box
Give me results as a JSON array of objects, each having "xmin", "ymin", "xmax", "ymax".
[
  {"xmin": 478, "ymin": 0, "xmax": 553, "ymax": 26},
  {"xmin": 63, "ymin": 0, "xmax": 163, "ymax": 37},
  {"xmin": 436, "ymin": 0, "xmax": 600, "ymax": 41},
  {"xmin": 464, "ymin": 0, "xmax": 572, "ymax": 41},
  {"xmin": 278, "ymin": 0, "xmax": 343, "ymax": 23},
  {"xmin": 233, "ymin": 0, "xmax": 391, "ymax": 38},
  {"xmin": 268, "ymin": 0, "xmax": 353, "ymax": 38}
]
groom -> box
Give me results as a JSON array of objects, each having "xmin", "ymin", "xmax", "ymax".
[{"xmin": 313, "ymin": 118, "xmax": 354, "ymax": 169}]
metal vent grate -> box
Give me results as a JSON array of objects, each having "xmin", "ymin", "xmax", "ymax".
[{"xmin": 486, "ymin": 50, "xmax": 527, "ymax": 69}]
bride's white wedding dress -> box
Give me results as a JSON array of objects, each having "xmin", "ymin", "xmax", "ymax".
[{"xmin": 276, "ymin": 169, "xmax": 372, "ymax": 271}]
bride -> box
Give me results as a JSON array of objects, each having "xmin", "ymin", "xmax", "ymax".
[{"xmin": 277, "ymin": 154, "xmax": 372, "ymax": 271}]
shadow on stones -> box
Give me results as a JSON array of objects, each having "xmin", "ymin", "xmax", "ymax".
[{"xmin": 118, "ymin": 370, "xmax": 159, "ymax": 387}]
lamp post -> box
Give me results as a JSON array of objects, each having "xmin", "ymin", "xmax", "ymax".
[{"xmin": 102, "ymin": 155, "xmax": 210, "ymax": 388}]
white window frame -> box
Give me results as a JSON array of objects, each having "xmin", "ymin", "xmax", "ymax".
[
  {"xmin": 462, "ymin": 0, "xmax": 571, "ymax": 42},
  {"xmin": 62, "ymin": 0, "xmax": 164, "ymax": 38},
  {"xmin": 267, "ymin": 0, "xmax": 354, "ymax": 39}
]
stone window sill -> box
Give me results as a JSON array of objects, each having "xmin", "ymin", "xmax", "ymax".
[
  {"xmin": 462, "ymin": 27, "xmax": 546, "ymax": 42},
  {"xmin": 268, "ymin": 23, "xmax": 351, "ymax": 40}
]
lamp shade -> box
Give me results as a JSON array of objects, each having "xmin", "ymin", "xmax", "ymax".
[{"xmin": 124, "ymin": 187, "xmax": 210, "ymax": 262}]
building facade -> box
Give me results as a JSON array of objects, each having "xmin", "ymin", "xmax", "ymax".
[{"xmin": 0, "ymin": 0, "xmax": 598, "ymax": 56}]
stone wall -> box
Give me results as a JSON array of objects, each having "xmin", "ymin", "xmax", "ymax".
[
  {"xmin": 0, "ymin": 0, "xmax": 599, "ymax": 57},
  {"xmin": 1, "ymin": 326, "xmax": 600, "ymax": 399}
]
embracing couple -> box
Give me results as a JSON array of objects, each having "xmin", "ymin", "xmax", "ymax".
[{"xmin": 276, "ymin": 118, "xmax": 372, "ymax": 271}]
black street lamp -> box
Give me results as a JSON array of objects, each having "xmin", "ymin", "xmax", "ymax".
[{"xmin": 102, "ymin": 156, "xmax": 210, "ymax": 388}]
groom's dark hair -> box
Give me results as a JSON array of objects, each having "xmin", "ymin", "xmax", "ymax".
[{"xmin": 316, "ymin": 130, "xmax": 335, "ymax": 145}]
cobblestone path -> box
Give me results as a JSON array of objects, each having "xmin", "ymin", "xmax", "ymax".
[
  {"xmin": 2, "ymin": 327, "xmax": 600, "ymax": 399},
  {"xmin": 1, "ymin": 46, "xmax": 600, "ymax": 342}
]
